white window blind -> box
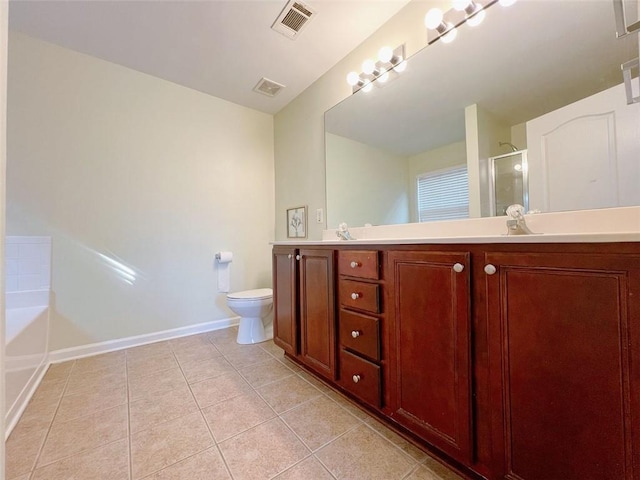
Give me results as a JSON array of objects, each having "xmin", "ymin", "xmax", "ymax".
[{"xmin": 417, "ymin": 166, "xmax": 469, "ymax": 222}]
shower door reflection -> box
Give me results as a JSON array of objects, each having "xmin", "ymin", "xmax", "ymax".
[{"xmin": 489, "ymin": 151, "xmax": 529, "ymax": 216}]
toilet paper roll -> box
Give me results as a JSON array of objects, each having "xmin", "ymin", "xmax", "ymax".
[
  {"xmin": 216, "ymin": 251, "xmax": 233, "ymax": 292},
  {"xmin": 216, "ymin": 251, "xmax": 233, "ymax": 264}
]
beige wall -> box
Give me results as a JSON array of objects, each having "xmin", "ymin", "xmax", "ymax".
[
  {"xmin": 7, "ymin": 33, "xmax": 275, "ymax": 351},
  {"xmin": 326, "ymin": 133, "xmax": 409, "ymax": 228},
  {"xmin": 274, "ymin": 0, "xmax": 449, "ymax": 240}
]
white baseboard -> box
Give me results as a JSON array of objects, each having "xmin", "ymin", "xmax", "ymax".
[
  {"xmin": 48, "ymin": 316, "xmax": 240, "ymax": 364},
  {"xmin": 5, "ymin": 360, "xmax": 49, "ymax": 439}
]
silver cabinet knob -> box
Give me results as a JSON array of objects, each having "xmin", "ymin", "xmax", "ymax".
[
  {"xmin": 351, "ymin": 330, "xmax": 360, "ymax": 338},
  {"xmin": 351, "ymin": 292, "xmax": 360, "ymax": 300},
  {"xmin": 484, "ymin": 264, "xmax": 497, "ymax": 275},
  {"xmin": 453, "ymin": 263, "xmax": 464, "ymax": 273},
  {"xmin": 350, "ymin": 261, "xmax": 360, "ymax": 268},
  {"xmin": 352, "ymin": 374, "xmax": 361, "ymax": 383},
  {"xmin": 287, "ymin": 254, "xmax": 292, "ymax": 259},
  {"xmin": 295, "ymin": 254, "xmax": 301, "ymax": 261}
]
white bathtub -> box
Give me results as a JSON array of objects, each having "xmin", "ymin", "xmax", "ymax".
[{"xmin": 5, "ymin": 291, "xmax": 50, "ymax": 437}]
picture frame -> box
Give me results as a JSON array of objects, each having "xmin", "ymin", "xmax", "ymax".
[{"xmin": 287, "ymin": 206, "xmax": 307, "ymax": 238}]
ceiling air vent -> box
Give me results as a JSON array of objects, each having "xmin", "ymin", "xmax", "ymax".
[
  {"xmin": 253, "ymin": 77, "xmax": 286, "ymax": 97},
  {"xmin": 272, "ymin": 0, "xmax": 316, "ymax": 39}
]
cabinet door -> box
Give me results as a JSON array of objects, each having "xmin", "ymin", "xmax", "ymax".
[
  {"xmin": 388, "ymin": 250, "xmax": 472, "ymax": 464},
  {"xmin": 299, "ymin": 248, "xmax": 336, "ymax": 380},
  {"xmin": 272, "ymin": 246, "xmax": 298, "ymax": 356},
  {"xmin": 486, "ymin": 252, "xmax": 640, "ymax": 480}
]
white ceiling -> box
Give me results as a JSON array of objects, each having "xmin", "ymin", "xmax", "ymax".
[{"xmin": 8, "ymin": 0, "xmax": 411, "ymax": 115}]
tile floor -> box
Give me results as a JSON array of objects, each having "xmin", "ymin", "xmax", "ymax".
[{"xmin": 5, "ymin": 327, "xmax": 464, "ymax": 480}]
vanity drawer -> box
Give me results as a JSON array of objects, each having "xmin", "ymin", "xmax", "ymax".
[
  {"xmin": 339, "ymin": 309, "xmax": 380, "ymax": 361},
  {"xmin": 339, "ymin": 279, "xmax": 380, "ymax": 313},
  {"xmin": 339, "ymin": 349, "xmax": 381, "ymax": 408},
  {"xmin": 338, "ymin": 250, "xmax": 379, "ymax": 280}
]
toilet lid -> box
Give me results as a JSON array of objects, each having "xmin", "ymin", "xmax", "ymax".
[{"xmin": 227, "ymin": 288, "xmax": 273, "ymax": 300}]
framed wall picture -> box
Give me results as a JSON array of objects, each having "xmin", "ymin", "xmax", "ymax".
[{"xmin": 287, "ymin": 206, "xmax": 307, "ymax": 238}]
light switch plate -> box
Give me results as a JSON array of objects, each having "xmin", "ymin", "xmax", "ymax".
[{"xmin": 316, "ymin": 208, "xmax": 324, "ymax": 223}]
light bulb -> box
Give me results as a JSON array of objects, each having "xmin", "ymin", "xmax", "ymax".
[
  {"xmin": 452, "ymin": 0, "xmax": 472, "ymax": 11},
  {"xmin": 362, "ymin": 81, "xmax": 373, "ymax": 93},
  {"xmin": 362, "ymin": 59, "xmax": 376, "ymax": 75},
  {"xmin": 393, "ymin": 59, "xmax": 407, "ymax": 73},
  {"xmin": 378, "ymin": 46, "xmax": 394, "ymax": 63},
  {"xmin": 441, "ymin": 25, "xmax": 458, "ymax": 43},
  {"xmin": 377, "ymin": 68, "xmax": 389, "ymax": 83},
  {"xmin": 498, "ymin": 0, "xmax": 517, "ymax": 6},
  {"xmin": 466, "ymin": 8, "xmax": 485, "ymax": 26},
  {"xmin": 346, "ymin": 72, "xmax": 360, "ymax": 86},
  {"xmin": 425, "ymin": 8, "xmax": 444, "ymax": 30}
]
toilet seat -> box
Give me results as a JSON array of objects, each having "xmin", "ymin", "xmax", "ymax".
[{"xmin": 227, "ymin": 288, "xmax": 272, "ymax": 300}]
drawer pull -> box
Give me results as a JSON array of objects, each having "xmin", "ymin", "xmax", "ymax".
[
  {"xmin": 287, "ymin": 254, "xmax": 292, "ymax": 259},
  {"xmin": 351, "ymin": 330, "xmax": 360, "ymax": 338},
  {"xmin": 350, "ymin": 261, "xmax": 360, "ymax": 268},
  {"xmin": 296, "ymin": 254, "xmax": 301, "ymax": 261},
  {"xmin": 352, "ymin": 374, "xmax": 361, "ymax": 383},
  {"xmin": 351, "ymin": 292, "xmax": 360, "ymax": 300},
  {"xmin": 453, "ymin": 262, "xmax": 464, "ymax": 273},
  {"xmin": 484, "ymin": 264, "xmax": 497, "ymax": 275}
]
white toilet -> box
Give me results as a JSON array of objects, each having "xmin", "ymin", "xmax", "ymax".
[{"xmin": 226, "ymin": 288, "xmax": 274, "ymax": 344}]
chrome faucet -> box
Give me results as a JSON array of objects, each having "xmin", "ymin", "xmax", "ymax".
[
  {"xmin": 336, "ymin": 222, "xmax": 355, "ymax": 241},
  {"xmin": 505, "ymin": 204, "xmax": 535, "ymax": 235}
]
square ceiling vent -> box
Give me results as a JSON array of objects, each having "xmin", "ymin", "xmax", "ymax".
[
  {"xmin": 253, "ymin": 78, "xmax": 286, "ymax": 97},
  {"xmin": 272, "ymin": 0, "xmax": 316, "ymax": 39}
]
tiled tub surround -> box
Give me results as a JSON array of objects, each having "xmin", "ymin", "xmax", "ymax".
[
  {"xmin": 5, "ymin": 328, "xmax": 463, "ymax": 480},
  {"xmin": 5, "ymin": 236, "xmax": 52, "ymax": 437}
]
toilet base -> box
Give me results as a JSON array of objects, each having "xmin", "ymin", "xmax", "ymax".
[{"xmin": 237, "ymin": 316, "xmax": 273, "ymax": 344}]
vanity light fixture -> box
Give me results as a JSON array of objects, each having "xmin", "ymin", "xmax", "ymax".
[
  {"xmin": 427, "ymin": 0, "xmax": 515, "ymax": 45},
  {"xmin": 346, "ymin": 44, "xmax": 406, "ymax": 94},
  {"xmin": 452, "ymin": 0, "xmax": 486, "ymax": 27}
]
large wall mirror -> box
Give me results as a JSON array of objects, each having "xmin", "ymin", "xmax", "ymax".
[{"xmin": 325, "ymin": 0, "xmax": 639, "ymax": 229}]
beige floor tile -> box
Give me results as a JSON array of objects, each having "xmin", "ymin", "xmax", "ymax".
[
  {"xmin": 323, "ymin": 389, "xmax": 371, "ymax": 420},
  {"xmin": 218, "ymin": 418, "xmax": 310, "ymax": 480},
  {"xmin": 5, "ymin": 422, "xmax": 49, "ymax": 479},
  {"xmin": 273, "ymin": 455, "xmax": 335, "ymax": 480},
  {"xmin": 38, "ymin": 404, "xmax": 128, "ymax": 467},
  {"xmin": 281, "ymin": 395, "xmax": 361, "ymax": 451},
  {"xmin": 16, "ymin": 397, "xmax": 59, "ymax": 431},
  {"xmin": 207, "ymin": 327, "xmax": 238, "ymax": 345},
  {"xmin": 7, "ymin": 474, "xmax": 30, "ymax": 480},
  {"xmin": 31, "ymin": 439, "xmax": 129, "ymax": 480},
  {"xmin": 126, "ymin": 341, "xmax": 173, "ymax": 360},
  {"xmin": 256, "ymin": 375, "xmax": 323, "ymax": 413},
  {"xmin": 65, "ymin": 368, "xmax": 126, "ymax": 396},
  {"xmin": 142, "ymin": 447, "xmax": 231, "ymax": 480},
  {"xmin": 201, "ymin": 391, "xmax": 276, "ymax": 442},
  {"xmin": 130, "ymin": 412, "xmax": 214, "ymax": 479},
  {"xmin": 128, "ymin": 367, "xmax": 188, "ymax": 401},
  {"xmin": 179, "ymin": 356, "xmax": 235, "ymax": 384},
  {"xmin": 190, "ymin": 371, "xmax": 252, "ymax": 408},
  {"xmin": 297, "ymin": 369, "xmax": 334, "ymax": 394},
  {"xmin": 55, "ymin": 385, "xmax": 128, "ymax": 423},
  {"xmin": 74, "ymin": 351, "xmax": 126, "ymax": 374},
  {"xmin": 316, "ymin": 424, "xmax": 416, "ymax": 480},
  {"xmin": 412, "ymin": 457, "xmax": 465, "ymax": 480},
  {"xmin": 29, "ymin": 379, "xmax": 66, "ymax": 405},
  {"xmin": 365, "ymin": 418, "xmax": 428, "ymax": 462},
  {"xmin": 42, "ymin": 361, "xmax": 75, "ymax": 384},
  {"xmin": 169, "ymin": 333, "xmax": 213, "ymax": 351},
  {"xmin": 259, "ymin": 340, "xmax": 285, "ymax": 358},
  {"xmin": 238, "ymin": 358, "xmax": 295, "ymax": 388},
  {"xmin": 127, "ymin": 352, "xmax": 179, "ymax": 378},
  {"xmin": 173, "ymin": 343, "xmax": 223, "ymax": 367},
  {"xmin": 130, "ymin": 385, "xmax": 199, "ymax": 433},
  {"xmin": 224, "ymin": 346, "xmax": 273, "ymax": 370}
]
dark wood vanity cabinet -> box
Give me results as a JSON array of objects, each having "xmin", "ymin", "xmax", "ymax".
[
  {"xmin": 485, "ymin": 251, "xmax": 640, "ymax": 480},
  {"xmin": 272, "ymin": 245, "xmax": 337, "ymax": 380},
  {"xmin": 386, "ymin": 250, "xmax": 473, "ymax": 465},
  {"xmin": 273, "ymin": 242, "xmax": 640, "ymax": 480}
]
